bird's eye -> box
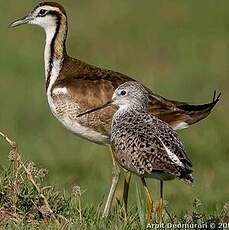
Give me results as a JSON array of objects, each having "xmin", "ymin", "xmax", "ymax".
[
  {"xmin": 39, "ymin": 9, "xmax": 47, "ymax": 16},
  {"xmin": 120, "ymin": 90, "xmax": 126, "ymax": 96}
]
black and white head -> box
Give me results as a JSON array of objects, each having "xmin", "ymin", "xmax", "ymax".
[
  {"xmin": 112, "ymin": 81, "xmax": 149, "ymax": 109},
  {"xmin": 9, "ymin": 2, "xmax": 67, "ymax": 31}
]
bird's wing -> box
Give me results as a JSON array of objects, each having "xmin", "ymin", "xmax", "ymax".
[
  {"xmin": 120, "ymin": 113, "xmax": 192, "ymax": 175},
  {"xmin": 144, "ymin": 113, "xmax": 192, "ymax": 168},
  {"xmin": 53, "ymin": 57, "xmax": 219, "ymax": 133}
]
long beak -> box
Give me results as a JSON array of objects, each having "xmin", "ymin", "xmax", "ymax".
[
  {"xmin": 8, "ymin": 15, "xmax": 33, "ymax": 28},
  {"xmin": 76, "ymin": 101, "xmax": 112, "ymax": 118}
]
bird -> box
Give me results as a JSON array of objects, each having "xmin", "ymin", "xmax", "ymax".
[
  {"xmin": 9, "ymin": 2, "xmax": 220, "ymax": 217},
  {"xmin": 77, "ymin": 81, "xmax": 193, "ymax": 222}
]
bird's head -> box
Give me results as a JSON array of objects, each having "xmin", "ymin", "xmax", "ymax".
[
  {"xmin": 112, "ymin": 81, "xmax": 149, "ymax": 109},
  {"xmin": 9, "ymin": 2, "xmax": 67, "ymax": 30}
]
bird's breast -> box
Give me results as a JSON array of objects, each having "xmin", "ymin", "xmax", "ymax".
[{"xmin": 47, "ymin": 90, "xmax": 110, "ymax": 145}]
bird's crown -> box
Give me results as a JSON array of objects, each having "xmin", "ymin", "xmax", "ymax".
[{"xmin": 32, "ymin": 2, "xmax": 66, "ymax": 17}]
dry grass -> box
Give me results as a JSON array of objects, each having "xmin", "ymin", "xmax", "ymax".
[{"xmin": 0, "ymin": 130, "xmax": 79, "ymax": 227}]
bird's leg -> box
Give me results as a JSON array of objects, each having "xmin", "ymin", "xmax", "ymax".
[
  {"xmin": 123, "ymin": 172, "xmax": 132, "ymax": 216},
  {"xmin": 102, "ymin": 149, "xmax": 121, "ymax": 218},
  {"xmin": 158, "ymin": 180, "xmax": 164, "ymax": 223},
  {"xmin": 141, "ymin": 178, "xmax": 153, "ymax": 223}
]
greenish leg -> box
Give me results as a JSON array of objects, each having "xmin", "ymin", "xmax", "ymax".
[
  {"xmin": 102, "ymin": 151, "xmax": 121, "ymax": 218},
  {"xmin": 141, "ymin": 178, "xmax": 153, "ymax": 223}
]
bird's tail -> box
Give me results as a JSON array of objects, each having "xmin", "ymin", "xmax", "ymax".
[
  {"xmin": 148, "ymin": 90, "xmax": 221, "ymax": 130},
  {"xmin": 174, "ymin": 90, "xmax": 221, "ymax": 126},
  {"xmin": 180, "ymin": 174, "xmax": 194, "ymax": 185}
]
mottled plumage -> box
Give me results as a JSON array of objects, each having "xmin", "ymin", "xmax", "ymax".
[{"xmin": 110, "ymin": 82, "xmax": 193, "ymax": 184}]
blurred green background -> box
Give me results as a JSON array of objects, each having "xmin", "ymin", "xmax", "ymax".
[{"xmin": 0, "ymin": 0, "xmax": 228, "ymax": 214}]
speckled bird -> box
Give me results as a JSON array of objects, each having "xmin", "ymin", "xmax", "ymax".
[
  {"xmin": 111, "ymin": 82, "xmax": 193, "ymax": 183},
  {"xmin": 81, "ymin": 81, "xmax": 193, "ymax": 221}
]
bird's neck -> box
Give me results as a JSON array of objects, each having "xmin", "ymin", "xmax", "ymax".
[
  {"xmin": 114, "ymin": 103, "xmax": 147, "ymax": 119},
  {"xmin": 44, "ymin": 14, "xmax": 68, "ymax": 91}
]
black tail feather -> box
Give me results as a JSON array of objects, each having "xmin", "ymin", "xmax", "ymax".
[
  {"xmin": 180, "ymin": 174, "xmax": 194, "ymax": 185},
  {"xmin": 177, "ymin": 90, "xmax": 221, "ymax": 112}
]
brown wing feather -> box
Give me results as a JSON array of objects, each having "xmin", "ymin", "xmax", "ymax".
[{"xmin": 53, "ymin": 57, "xmax": 219, "ymax": 135}]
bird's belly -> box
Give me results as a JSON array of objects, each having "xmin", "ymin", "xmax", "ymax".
[
  {"xmin": 57, "ymin": 115, "xmax": 109, "ymax": 145},
  {"xmin": 146, "ymin": 171, "xmax": 175, "ymax": 181},
  {"xmin": 47, "ymin": 95, "xmax": 110, "ymax": 145},
  {"xmin": 117, "ymin": 159, "xmax": 175, "ymax": 181}
]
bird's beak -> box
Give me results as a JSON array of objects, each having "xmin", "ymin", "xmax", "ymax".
[
  {"xmin": 9, "ymin": 15, "xmax": 33, "ymax": 28},
  {"xmin": 76, "ymin": 101, "xmax": 113, "ymax": 118}
]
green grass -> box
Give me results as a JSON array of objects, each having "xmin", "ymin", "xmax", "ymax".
[{"xmin": 0, "ymin": 0, "xmax": 229, "ymax": 228}]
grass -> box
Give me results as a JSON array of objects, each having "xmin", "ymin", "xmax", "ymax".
[
  {"xmin": 0, "ymin": 131, "xmax": 228, "ymax": 229},
  {"xmin": 0, "ymin": 0, "xmax": 229, "ymax": 228}
]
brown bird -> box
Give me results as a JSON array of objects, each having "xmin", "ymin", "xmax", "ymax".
[{"xmin": 9, "ymin": 2, "xmax": 220, "ymax": 217}]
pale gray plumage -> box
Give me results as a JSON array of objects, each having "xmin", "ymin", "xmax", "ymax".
[{"xmin": 110, "ymin": 81, "xmax": 193, "ymax": 184}]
